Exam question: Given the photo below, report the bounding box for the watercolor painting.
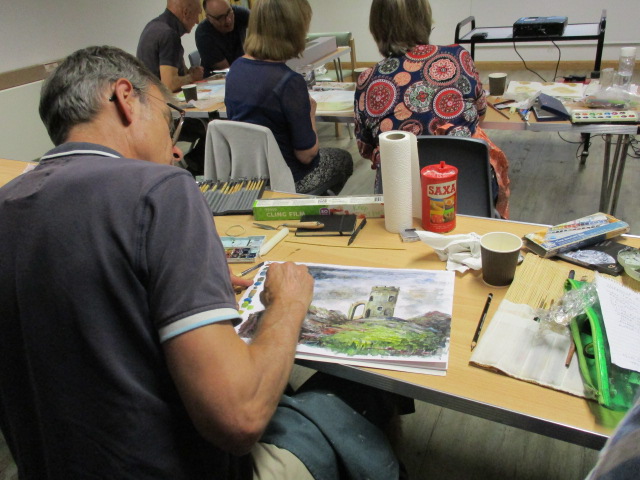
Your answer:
[237,263,455,375]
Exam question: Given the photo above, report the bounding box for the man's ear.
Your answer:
[109,78,137,125]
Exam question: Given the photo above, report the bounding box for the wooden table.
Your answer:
[214,209,640,450]
[0,158,35,187]
[480,99,639,217]
[180,47,354,121]
[5,157,635,450]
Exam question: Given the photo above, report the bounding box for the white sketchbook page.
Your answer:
[595,274,640,373]
[309,90,355,112]
[237,262,455,375]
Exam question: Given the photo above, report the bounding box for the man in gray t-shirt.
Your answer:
[137,0,204,93]
[0,45,315,480]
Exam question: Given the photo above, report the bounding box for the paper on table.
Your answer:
[237,262,455,376]
[175,84,225,103]
[595,274,640,373]
[469,253,597,398]
[470,299,589,398]
[310,89,355,112]
[505,81,585,100]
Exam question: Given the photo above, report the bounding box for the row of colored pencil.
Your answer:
[198,178,266,215]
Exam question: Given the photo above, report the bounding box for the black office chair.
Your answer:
[416,135,497,218]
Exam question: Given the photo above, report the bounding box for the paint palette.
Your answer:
[221,236,265,263]
[238,264,269,316]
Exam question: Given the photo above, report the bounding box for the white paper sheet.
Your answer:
[595,274,640,373]
[309,89,355,112]
[470,299,589,398]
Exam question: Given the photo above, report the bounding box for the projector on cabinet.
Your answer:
[513,16,568,37]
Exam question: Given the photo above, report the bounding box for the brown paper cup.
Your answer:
[480,232,522,287]
[488,73,507,96]
[182,84,198,102]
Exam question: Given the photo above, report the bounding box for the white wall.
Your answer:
[308,0,638,64]
[1,0,637,161]
[0,0,198,161]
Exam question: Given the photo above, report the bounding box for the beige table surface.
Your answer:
[3,158,638,449]
[0,158,35,187]
[214,206,640,450]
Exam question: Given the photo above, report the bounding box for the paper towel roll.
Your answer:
[410,134,422,220]
[379,131,417,233]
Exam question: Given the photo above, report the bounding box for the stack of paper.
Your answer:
[237,263,455,376]
[505,80,586,100]
[310,89,355,113]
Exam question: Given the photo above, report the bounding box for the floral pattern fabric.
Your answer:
[355,44,486,169]
[354,44,511,219]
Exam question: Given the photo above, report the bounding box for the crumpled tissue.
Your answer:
[417,231,482,273]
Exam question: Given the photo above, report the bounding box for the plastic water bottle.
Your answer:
[617,47,636,90]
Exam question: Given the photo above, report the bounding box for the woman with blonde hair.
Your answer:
[355,0,510,218]
[225,0,353,194]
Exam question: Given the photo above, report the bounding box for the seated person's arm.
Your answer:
[196,30,232,77]
[160,65,204,93]
[293,96,319,165]
[211,58,230,71]
[163,262,313,456]
[354,89,377,163]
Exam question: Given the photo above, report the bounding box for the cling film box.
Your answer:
[253,195,385,221]
[523,213,630,258]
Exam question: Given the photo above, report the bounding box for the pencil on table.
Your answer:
[217,181,235,214]
[471,293,493,351]
[211,181,229,213]
[487,101,511,119]
[565,270,576,367]
[565,342,576,367]
[236,179,250,211]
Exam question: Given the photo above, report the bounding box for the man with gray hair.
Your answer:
[0,45,408,480]
[137,0,208,175]
[0,45,319,479]
[137,0,205,92]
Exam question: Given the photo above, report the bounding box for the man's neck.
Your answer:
[66,123,132,160]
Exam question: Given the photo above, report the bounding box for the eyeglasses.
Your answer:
[109,91,186,146]
[206,7,233,22]
[166,103,186,146]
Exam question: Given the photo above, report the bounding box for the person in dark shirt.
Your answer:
[137,0,204,93]
[196,0,250,77]
[225,0,353,194]
[0,44,406,480]
[137,0,207,176]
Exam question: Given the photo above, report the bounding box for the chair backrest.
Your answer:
[188,50,201,68]
[416,135,496,218]
[204,119,296,193]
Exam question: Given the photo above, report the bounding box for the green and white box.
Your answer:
[253,195,385,221]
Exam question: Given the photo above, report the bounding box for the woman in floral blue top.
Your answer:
[355,0,510,218]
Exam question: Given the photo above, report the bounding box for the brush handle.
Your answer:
[282,221,324,229]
